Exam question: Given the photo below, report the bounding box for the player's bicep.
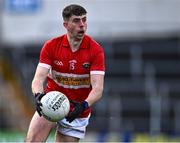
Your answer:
[90,74,104,90]
[32,65,50,93]
[34,66,49,81]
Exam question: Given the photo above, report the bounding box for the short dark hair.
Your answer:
[62,4,87,21]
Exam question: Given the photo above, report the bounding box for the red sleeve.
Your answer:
[90,43,105,73]
[39,40,53,66]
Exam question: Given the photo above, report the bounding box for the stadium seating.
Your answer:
[1,37,180,134]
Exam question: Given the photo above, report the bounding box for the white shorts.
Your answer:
[57,115,90,139]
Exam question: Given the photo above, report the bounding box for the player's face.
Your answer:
[64,15,87,40]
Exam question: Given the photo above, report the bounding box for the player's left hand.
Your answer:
[34,93,46,116]
[66,100,89,123]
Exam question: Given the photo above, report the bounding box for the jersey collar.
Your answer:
[62,34,88,49]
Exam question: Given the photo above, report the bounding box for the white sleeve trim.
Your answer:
[90,71,105,75]
[38,63,51,69]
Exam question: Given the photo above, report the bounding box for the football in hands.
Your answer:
[41,91,70,122]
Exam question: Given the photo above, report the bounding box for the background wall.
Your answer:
[0,0,180,142]
[1,0,180,44]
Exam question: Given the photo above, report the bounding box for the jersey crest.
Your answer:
[69,60,77,70]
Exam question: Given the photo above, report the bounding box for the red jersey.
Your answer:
[38,34,105,117]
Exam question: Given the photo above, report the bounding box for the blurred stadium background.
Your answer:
[0,0,180,142]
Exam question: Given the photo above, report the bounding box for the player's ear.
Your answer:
[63,21,68,28]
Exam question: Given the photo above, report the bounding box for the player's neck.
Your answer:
[67,35,83,52]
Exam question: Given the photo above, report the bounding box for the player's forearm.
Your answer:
[86,74,104,106]
[31,78,45,95]
[85,85,103,107]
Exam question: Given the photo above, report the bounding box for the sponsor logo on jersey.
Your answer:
[56,76,90,87]
[51,70,90,89]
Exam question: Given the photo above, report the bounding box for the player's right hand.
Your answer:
[34,93,45,116]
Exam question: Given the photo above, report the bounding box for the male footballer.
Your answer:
[25,4,105,142]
